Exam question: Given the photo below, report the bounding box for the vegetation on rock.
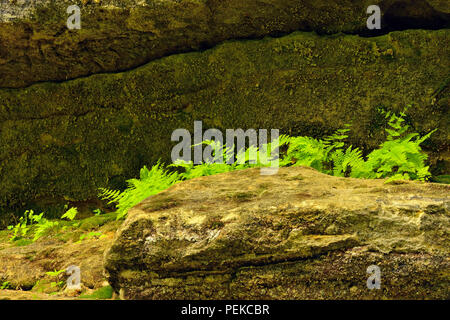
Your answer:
[100,107,437,220]
[1,29,448,214]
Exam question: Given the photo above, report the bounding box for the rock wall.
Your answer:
[0,28,449,212]
[0,0,448,88]
[0,0,449,213]
[104,167,450,299]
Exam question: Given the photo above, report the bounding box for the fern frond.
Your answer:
[99,161,182,220]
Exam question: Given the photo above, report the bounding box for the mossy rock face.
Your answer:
[104,166,450,299]
[0,28,449,212]
[0,0,449,88]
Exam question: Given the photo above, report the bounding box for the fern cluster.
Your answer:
[279,107,434,183]
[99,107,436,220]
[99,163,182,220]
[170,140,278,179]
[100,140,279,219]
[7,208,78,242]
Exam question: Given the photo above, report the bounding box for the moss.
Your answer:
[13,239,34,247]
[78,212,117,231]
[226,191,257,202]
[31,279,60,294]
[3,0,450,88]
[0,0,374,88]
[431,175,450,184]
[0,29,449,213]
[79,285,113,300]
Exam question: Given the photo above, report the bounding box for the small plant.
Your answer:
[45,269,66,291]
[77,231,105,243]
[45,269,66,277]
[32,219,59,242]
[93,209,103,216]
[363,107,435,182]
[61,207,78,221]
[7,210,43,241]
[7,207,80,243]
[1,281,11,290]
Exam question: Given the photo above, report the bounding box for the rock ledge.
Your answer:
[104,167,450,299]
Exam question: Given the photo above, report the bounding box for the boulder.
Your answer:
[0,0,448,88]
[0,28,448,212]
[104,166,450,299]
[0,213,119,299]
[0,229,114,291]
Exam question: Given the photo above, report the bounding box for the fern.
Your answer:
[33,219,59,242]
[98,107,436,220]
[280,136,328,171]
[7,210,61,242]
[331,146,371,178]
[365,107,435,181]
[99,162,182,220]
[170,140,236,180]
[61,207,78,221]
[323,124,351,151]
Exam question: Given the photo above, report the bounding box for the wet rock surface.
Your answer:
[104,167,450,299]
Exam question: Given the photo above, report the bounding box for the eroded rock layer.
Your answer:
[0,0,449,88]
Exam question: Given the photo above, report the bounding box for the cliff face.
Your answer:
[0,0,449,212]
[0,0,449,88]
[0,0,449,302]
[104,167,450,299]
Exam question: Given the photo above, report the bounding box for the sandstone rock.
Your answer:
[0,0,448,88]
[104,166,450,299]
[0,222,117,292]
[0,289,73,300]
[0,29,448,212]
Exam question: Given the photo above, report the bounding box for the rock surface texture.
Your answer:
[1,0,448,88]
[0,29,449,211]
[0,0,449,212]
[0,215,119,292]
[104,167,450,299]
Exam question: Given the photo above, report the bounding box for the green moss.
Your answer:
[1,0,394,88]
[79,285,114,300]
[78,212,117,231]
[431,175,450,184]
[0,29,448,213]
[226,192,257,202]
[13,239,34,247]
